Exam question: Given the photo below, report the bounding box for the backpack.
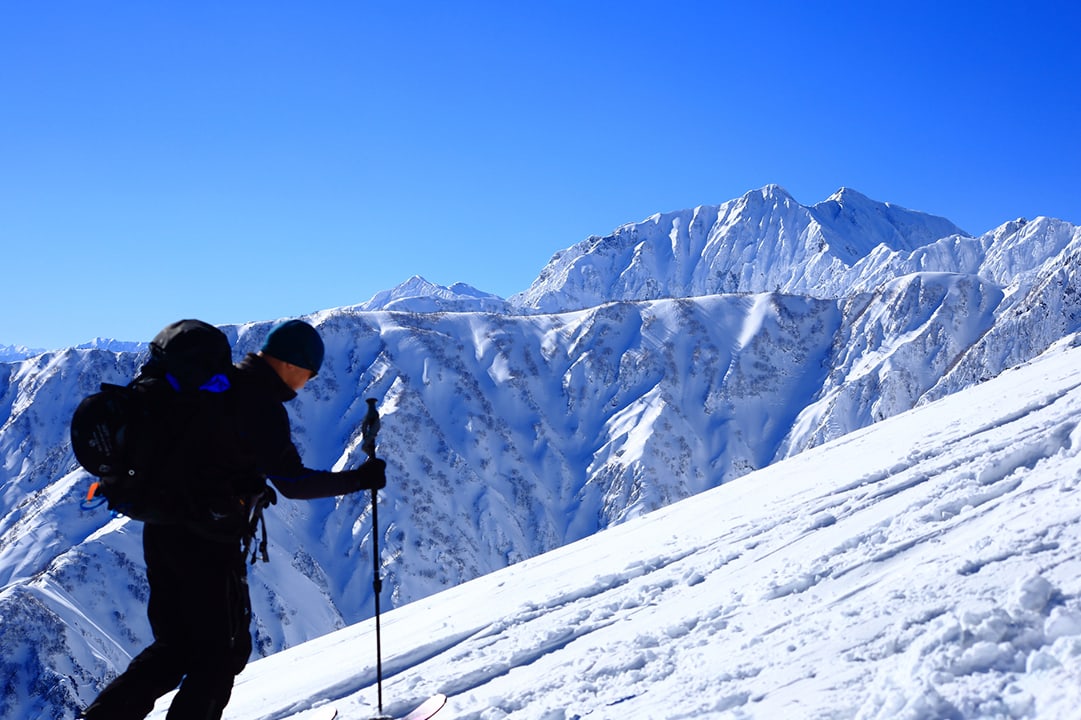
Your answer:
[71,320,274,554]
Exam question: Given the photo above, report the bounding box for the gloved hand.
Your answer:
[350,457,387,491]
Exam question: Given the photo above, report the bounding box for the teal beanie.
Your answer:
[261,320,325,376]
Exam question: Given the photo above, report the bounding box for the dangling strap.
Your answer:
[254,512,269,565]
[244,487,276,564]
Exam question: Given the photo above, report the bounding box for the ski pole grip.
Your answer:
[361,398,380,459]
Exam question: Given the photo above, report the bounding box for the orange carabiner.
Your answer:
[81,480,107,510]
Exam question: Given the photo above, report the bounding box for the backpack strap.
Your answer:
[242,486,278,564]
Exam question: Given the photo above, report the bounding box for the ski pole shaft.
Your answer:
[361,398,386,716]
[372,484,385,715]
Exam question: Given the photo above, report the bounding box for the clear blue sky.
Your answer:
[2,1,1079,349]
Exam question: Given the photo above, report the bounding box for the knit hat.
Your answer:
[261,320,325,376]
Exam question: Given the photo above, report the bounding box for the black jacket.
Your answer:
[231,353,383,499]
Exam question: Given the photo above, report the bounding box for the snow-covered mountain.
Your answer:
[0,338,145,361]
[354,275,511,314]
[72,338,148,354]
[2,186,1080,718]
[0,343,45,362]
[511,186,971,311]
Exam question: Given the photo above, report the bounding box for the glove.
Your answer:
[351,457,387,491]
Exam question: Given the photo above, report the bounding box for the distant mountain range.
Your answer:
[0,337,145,362]
[1,186,1079,718]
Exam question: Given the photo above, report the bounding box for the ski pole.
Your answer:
[360,398,387,718]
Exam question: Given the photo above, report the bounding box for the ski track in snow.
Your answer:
[140,343,1081,720]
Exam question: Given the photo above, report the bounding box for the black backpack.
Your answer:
[71,320,272,548]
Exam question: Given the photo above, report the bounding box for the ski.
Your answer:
[305,707,338,720]
[399,693,447,720]
[367,693,447,720]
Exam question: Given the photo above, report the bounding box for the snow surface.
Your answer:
[144,337,1081,719]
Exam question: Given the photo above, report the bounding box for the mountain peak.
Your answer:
[809,189,970,260]
[826,186,872,204]
[356,276,508,313]
[744,184,796,205]
[760,183,793,197]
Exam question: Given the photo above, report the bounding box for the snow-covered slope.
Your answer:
[162,336,1081,720]
[2,187,1080,718]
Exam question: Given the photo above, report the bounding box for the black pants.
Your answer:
[84,524,253,720]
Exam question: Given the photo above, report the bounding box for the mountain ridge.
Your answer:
[510,185,973,312]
